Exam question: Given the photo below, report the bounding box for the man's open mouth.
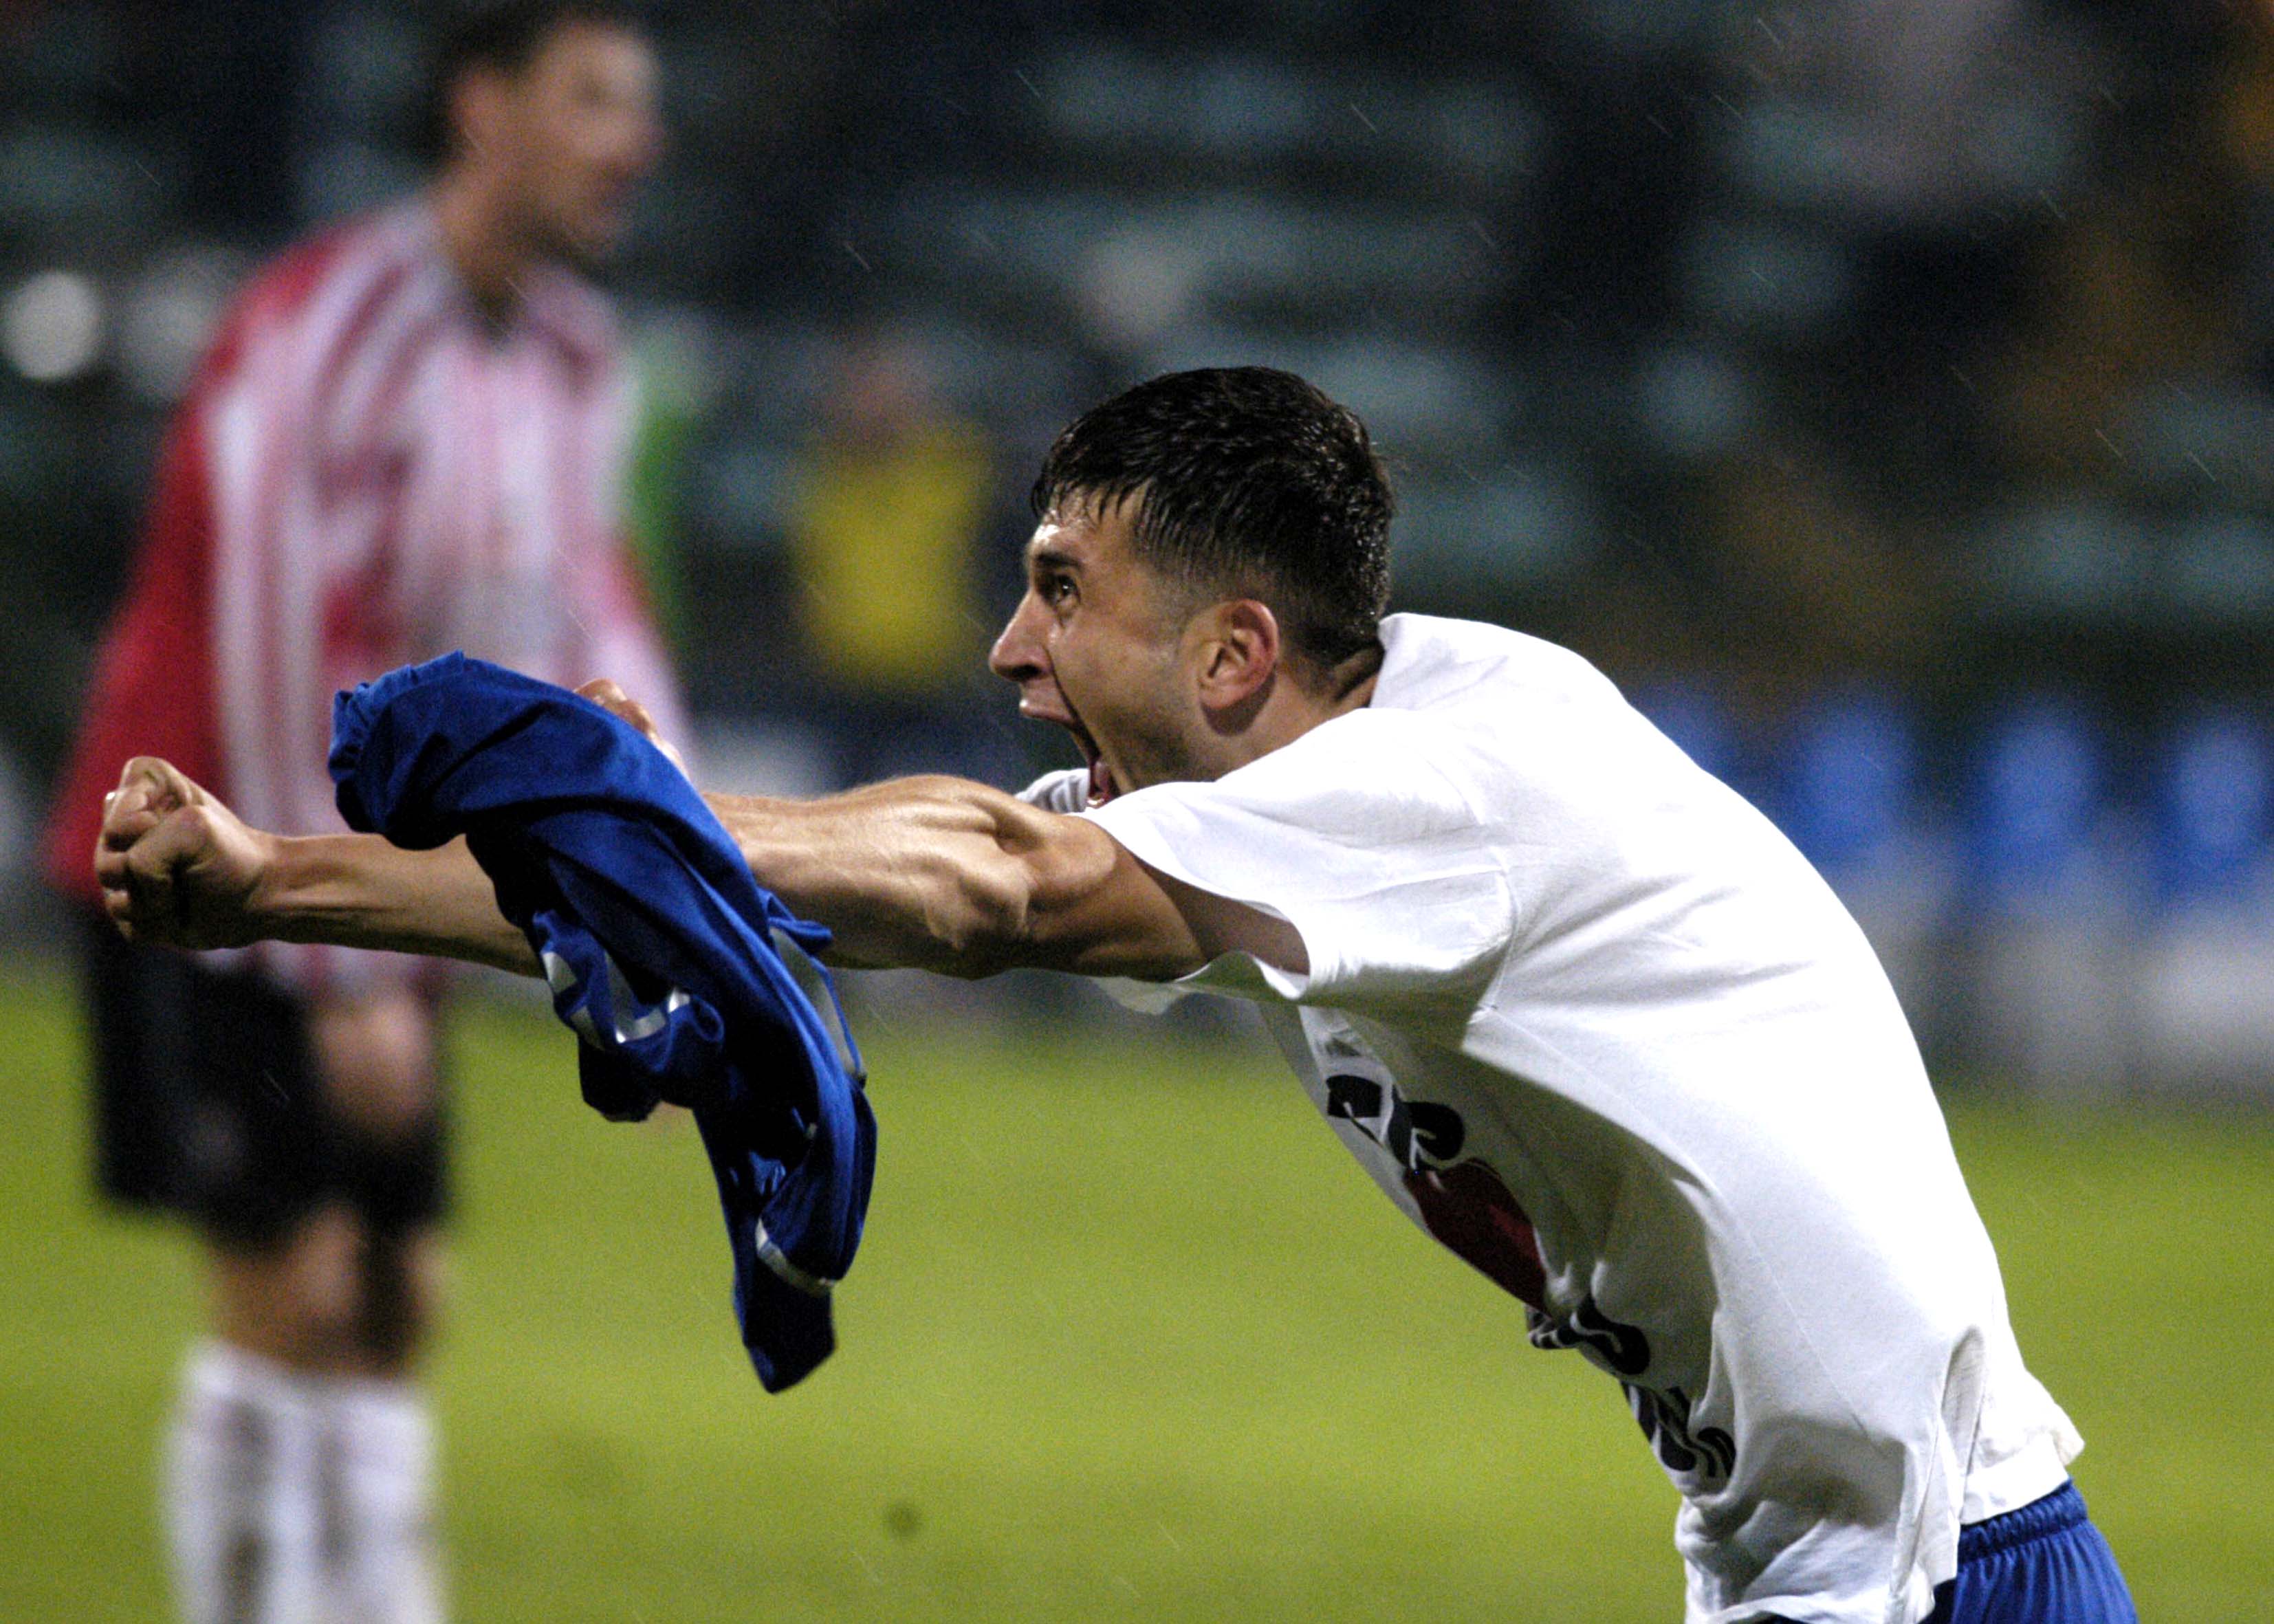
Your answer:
[1017,681,1118,805]
[1084,743,1117,806]
[1071,721,1118,806]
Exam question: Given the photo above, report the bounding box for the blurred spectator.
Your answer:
[787,329,1009,785]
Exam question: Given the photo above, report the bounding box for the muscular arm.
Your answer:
[100,757,1304,984]
[710,776,1302,980]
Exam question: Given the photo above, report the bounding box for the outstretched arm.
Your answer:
[706,776,1301,980]
[97,754,1302,984]
[98,756,539,974]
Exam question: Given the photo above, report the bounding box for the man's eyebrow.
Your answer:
[1029,545,1083,573]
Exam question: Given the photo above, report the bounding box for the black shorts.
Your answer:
[82,914,448,1249]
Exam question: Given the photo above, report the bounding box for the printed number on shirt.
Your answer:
[1309,1022,1738,1487]
[1529,1299,1736,1485]
[1627,1380,1735,1483]
[1321,1071,1552,1312]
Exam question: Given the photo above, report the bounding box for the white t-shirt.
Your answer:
[1027,613,2080,1624]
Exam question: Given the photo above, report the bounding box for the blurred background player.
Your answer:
[37,4,682,1620]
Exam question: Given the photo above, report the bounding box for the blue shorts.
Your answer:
[1925,1481,2137,1624]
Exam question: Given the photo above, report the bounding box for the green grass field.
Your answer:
[3,965,2270,1621]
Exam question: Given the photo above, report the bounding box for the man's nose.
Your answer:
[989,596,1047,683]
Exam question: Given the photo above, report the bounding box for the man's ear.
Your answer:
[1193,598,1282,714]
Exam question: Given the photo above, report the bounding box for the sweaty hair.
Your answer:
[1030,367,1395,673]
[419,1,649,163]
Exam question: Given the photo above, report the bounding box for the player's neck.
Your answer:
[1192,647,1380,781]
[430,172,536,323]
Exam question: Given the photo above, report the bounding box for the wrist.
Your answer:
[708,792,793,882]
[246,831,313,944]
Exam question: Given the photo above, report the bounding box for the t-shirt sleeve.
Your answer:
[1081,709,1515,1009]
[1016,767,1091,812]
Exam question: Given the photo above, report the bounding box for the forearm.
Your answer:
[706,776,1172,978]
[706,780,1034,975]
[261,784,1070,980]
[257,833,538,976]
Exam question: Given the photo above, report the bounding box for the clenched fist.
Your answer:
[95,756,278,950]
[577,677,687,778]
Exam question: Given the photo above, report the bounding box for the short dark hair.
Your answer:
[1030,367,1395,671]
[419,1,650,163]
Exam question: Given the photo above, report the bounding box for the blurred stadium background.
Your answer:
[2,0,2272,1618]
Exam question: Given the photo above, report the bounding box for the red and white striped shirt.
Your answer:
[47,201,684,993]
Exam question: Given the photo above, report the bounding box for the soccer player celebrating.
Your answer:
[45,6,681,1620]
[94,369,2135,1623]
